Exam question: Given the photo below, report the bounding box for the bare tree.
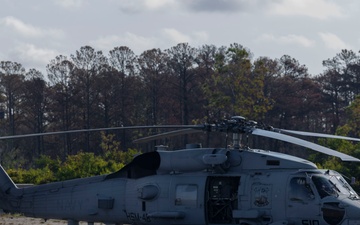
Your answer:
[70,46,108,152]
[47,55,75,156]
[22,69,47,157]
[108,46,139,150]
[166,43,199,125]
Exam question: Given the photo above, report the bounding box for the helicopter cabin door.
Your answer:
[205,176,240,224]
[287,176,321,224]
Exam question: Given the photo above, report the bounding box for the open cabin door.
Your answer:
[205,176,240,224]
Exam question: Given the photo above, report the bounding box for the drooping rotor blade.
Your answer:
[0,125,203,141]
[279,129,360,142]
[133,128,203,143]
[252,128,360,162]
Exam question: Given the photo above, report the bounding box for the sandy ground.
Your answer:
[0,214,106,225]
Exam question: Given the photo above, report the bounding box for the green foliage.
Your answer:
[0,147,29,169]
[99,131,120,154]
[100,131,141,164]
[7,167,55,184]
[7,151,134,184]
[202,44,272,120]
[311,98,360,191]
[6,131,140,184]
[34,155,61,172]
[346,96,360,137]
[104,148,140,165]
[56,152,108,180]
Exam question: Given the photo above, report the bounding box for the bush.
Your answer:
[6,146,139,185]
[7,167,55,184]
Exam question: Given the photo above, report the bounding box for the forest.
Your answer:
[2,42,360,185]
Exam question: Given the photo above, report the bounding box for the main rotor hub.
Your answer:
[209,116,258,135]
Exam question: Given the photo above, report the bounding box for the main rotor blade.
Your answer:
[252,128,360,162]
[0,125,203,140]
[133,129,203,143]
[280,129,360,142]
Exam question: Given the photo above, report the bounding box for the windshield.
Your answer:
[329,174,359,199]
[311,170,359,199]
[312,175,338,198]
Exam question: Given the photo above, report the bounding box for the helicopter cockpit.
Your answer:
[311,170,359,200]
[289,170,359,201]
[287,170,360,225]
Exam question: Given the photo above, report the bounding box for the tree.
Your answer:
[70,46,108,152]
[257,55,325,157]
[254,56,279,120]
[319,50,360,132]
[108,46,138,126]
[47,55,76,157]
[323,49,359,104]
[312,97,360,189]
[108,46,140,150]
[166,43,199,125]
[0,61,26,163]
[265,55,321,129]
[138,48,171,125]
[21,69,47,158]
[203,44,271,120]
[0,61,26,136]
[195,44,218,120]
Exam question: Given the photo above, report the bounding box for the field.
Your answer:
[0,214,105,225]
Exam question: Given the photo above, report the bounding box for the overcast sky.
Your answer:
[1,0,359,76]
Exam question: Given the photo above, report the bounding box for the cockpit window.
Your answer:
[312,175,338,199]
[329,174,360,199]
[311,171,360,200]
[289,177,315,201]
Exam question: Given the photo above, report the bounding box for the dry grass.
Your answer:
[0,214,105,225]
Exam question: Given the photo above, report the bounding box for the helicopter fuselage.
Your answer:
[1,148,360,225]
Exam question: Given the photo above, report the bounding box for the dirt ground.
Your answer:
[0,214,106,225]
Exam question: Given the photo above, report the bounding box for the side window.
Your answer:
[289,177,315,201]
[312,175,338,199]
[175,184,198,207]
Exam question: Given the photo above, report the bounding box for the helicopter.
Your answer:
[0,116,360,225]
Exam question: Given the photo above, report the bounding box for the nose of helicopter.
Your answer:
[336,200,360,225]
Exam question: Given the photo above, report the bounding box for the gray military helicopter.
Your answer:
[0,116,360,225]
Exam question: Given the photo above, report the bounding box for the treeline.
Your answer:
[1,43,360,170]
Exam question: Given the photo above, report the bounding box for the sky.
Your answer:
[0,0,359,76]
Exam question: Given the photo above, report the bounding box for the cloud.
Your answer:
[118,0,179,13]
[268,0,345,20]
[162,28,192,43]
[52,0,84,8]
[162,28,209,46]
[14,43,59,66]
[116,0,343,16]
[143,0,177,10]
[117,0,263,13]
[90,29,210,54]
[184,0,249,12]
[257,33,315,48]
[318,32,350,50]
[90,32,157,54]
[0,16,65,39]
[193,31,209,42]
